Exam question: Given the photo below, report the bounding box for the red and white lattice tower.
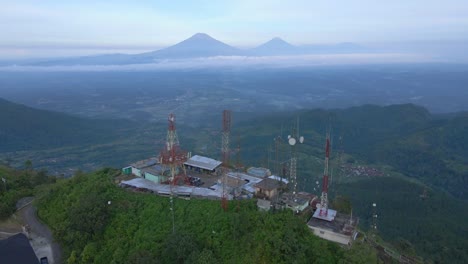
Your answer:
[222,110,231,167]
[319,133,331,216]
[159,113,189,185]
[221,110,231,211]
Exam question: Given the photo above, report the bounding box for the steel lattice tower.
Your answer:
[222,110,231,167]
[159,113,188,185]
[287,118,303,201]
[319,133,331,216]
[221,110,231,211]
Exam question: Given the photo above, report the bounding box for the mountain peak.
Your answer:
[143,32,239,58]
[258,37,295,49]
[270,37,288,43]
[189,33,214,40]
[251,37,297,55]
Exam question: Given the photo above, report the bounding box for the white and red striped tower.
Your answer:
[159,113,189,185]
[319,133,331,216]
[221,110,231,211]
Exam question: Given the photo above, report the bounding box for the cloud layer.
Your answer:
[0,53,435,72]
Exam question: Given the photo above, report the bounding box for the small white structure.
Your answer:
[307,212,359,245]
[129,157,158,177]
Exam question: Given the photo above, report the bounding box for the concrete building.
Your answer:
[184,155,222,174]
[257,199,272,211]
[307,212,359,245]
[254,178,281,200]
[126,157,158,177]
[281,192,313,213]
[141,164,170,183]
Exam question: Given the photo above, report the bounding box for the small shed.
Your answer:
[254,178,281,200]
[257,199,272,211]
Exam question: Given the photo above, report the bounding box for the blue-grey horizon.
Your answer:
[1,0,467,59]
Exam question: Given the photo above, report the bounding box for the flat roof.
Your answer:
[131,157,158,169]
[308,211,359,236]
[0,233,39,264]
[141,164,168,176]
[184,155,222,171]
[268,175,289,184]
[313,208,337,221]
[227,172,262,183]
[121,177,230,199]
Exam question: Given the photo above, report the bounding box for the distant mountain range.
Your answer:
[27,33,371,66]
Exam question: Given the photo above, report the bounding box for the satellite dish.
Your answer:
[316,181,319,185]
[299,136,304,143]
[288,137,296,146]
[373,203,377,207]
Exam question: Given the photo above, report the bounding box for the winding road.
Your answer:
[19,204,63,264]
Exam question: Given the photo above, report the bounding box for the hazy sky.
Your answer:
[1,0,468,59]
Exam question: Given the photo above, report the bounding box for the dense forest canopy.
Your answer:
[36,169,380,263]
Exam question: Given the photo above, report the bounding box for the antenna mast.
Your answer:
[222,110,231,167]
[159,113,188,185]
[221,110,231,211]
[319,132,331,216]
[288,117,304,201]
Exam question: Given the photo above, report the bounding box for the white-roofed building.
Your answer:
[184,155,222,174]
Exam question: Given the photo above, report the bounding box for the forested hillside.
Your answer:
[234,104,468,263]
[0,164,55,218]
[238,104,468,200]
[36,169,379,263]
[0,98,139,152]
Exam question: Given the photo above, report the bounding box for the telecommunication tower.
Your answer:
[222,110,231,166]
[319,132,331,217]
[159,113,189,185]
[372,203,378,231]
[288,118,304,201]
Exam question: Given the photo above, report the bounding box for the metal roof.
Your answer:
[131,157,158,169]
[0,233,39,264]
[268,175,289,184]
[141,164,168,176]
[254,178,281,191]
[120,178,229,199]
[227,172,262,183]
[184,155,222,171]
